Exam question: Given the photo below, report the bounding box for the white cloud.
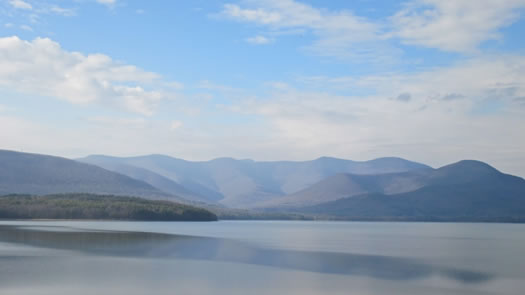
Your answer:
[170,120,183,130]
[9,0,32,10]
[222,0,384,61]
[222,0,525,55]
[298,55,525,105]
[96,0,116,7]
[19,24,32,31]
[245,35,272,45]
[390,0,525,52]
[4,1,77,22]
[4,23,14,28]
[223,3,283,24]
[362,55,525,102]
[165,81,184,90]
[225,55,525,176]
[0,36,181,115]
[49,5,76,17]
[3,52,525,177]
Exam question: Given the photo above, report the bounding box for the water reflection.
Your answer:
[0,225,491,283]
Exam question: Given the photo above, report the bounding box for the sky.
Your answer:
[0,0,525,177]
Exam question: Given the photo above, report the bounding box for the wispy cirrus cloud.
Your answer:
[221,0,389,61]
[221,0,525,58]
[19,24,32,31]
[390,0,525,52]
[300,55,525,104]
[96,0,116,6]
[48,5,76,16]
[0,36,182,115]
[1,1,77,32]
[245,35,272,45]
[9,0,32,10]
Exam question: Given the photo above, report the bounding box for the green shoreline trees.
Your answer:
[0,194,217,221]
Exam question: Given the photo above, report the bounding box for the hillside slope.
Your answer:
[0,194,217,221]
[262,160,516,208]
[293,161,525,221]
[0,150,180,200]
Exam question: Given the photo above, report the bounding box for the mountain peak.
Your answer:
[428,160,503,185]
[439,160,500,174]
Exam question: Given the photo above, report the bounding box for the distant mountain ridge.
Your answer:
[2,149,525,221]
[258,160,521,209]
[0,150,182,201]
[282,160,525,221]
[78,154,431,207]
[71,158,208,202]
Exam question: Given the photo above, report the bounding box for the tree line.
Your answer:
[0,193,217,221]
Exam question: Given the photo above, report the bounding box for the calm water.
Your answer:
[0,221,524,295]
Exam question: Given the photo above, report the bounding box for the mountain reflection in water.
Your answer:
[0,225,492,283]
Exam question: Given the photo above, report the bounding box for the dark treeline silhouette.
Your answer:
[0,194,217,221]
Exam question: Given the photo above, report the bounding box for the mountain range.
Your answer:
[282,160,525,221]
[78,154,431,207]
[1,149,524,221]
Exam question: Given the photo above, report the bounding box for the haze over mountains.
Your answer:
[282,161,525,221]
[0,150,177,200]
[259,160,518,208]
[1,149,525,221]
[78,154,431,207]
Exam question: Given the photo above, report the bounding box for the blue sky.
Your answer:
[1,0,525,177]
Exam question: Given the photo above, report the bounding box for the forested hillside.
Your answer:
[0,194,217,221]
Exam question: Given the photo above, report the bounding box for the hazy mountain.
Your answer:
[0,150,180,200]
[78,154,431,207]
[258,169,431,208]
[3,149,524,221]
[71,157,208,202]
[290,160,525,221]
[261,160,517,208]
[258,173,371,208]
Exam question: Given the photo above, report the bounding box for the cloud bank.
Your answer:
[0,36,179,115]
